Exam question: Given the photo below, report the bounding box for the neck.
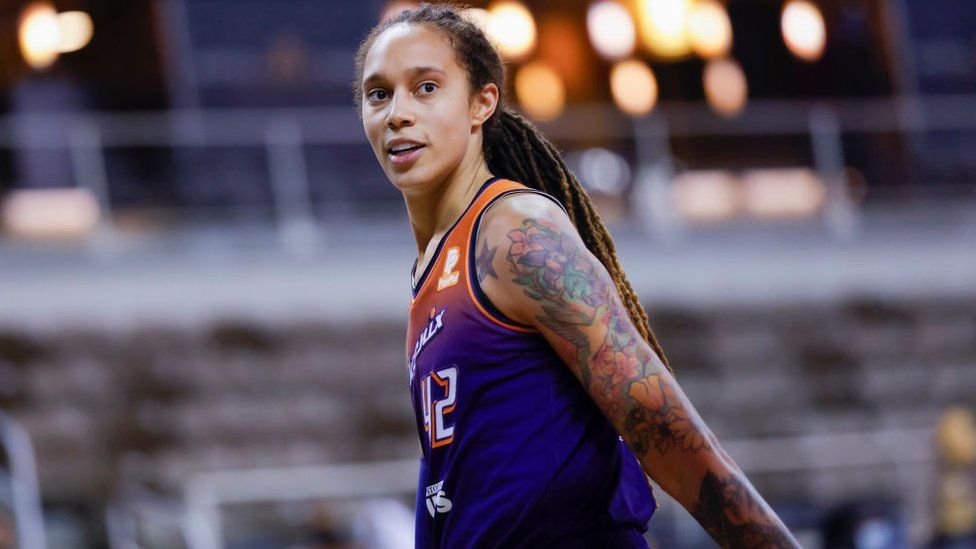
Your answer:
[404,152,494,257]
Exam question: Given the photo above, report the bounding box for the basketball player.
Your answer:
[355,4,799,547]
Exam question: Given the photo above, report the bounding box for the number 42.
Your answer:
[422,366,457,448]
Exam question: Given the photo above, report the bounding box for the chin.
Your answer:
[387,170,427,194]
[387,165,441,196]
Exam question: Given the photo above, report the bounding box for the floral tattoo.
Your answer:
[493,216,799,549]
[503,217,702,449]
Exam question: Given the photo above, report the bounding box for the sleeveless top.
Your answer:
[406,176,656,548]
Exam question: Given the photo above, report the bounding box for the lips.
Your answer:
[387,143,423,154]
[390,144,424,155]
[387,138,425,153]
[386,139,426,168]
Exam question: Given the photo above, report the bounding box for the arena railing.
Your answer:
[0,410,47,549]
[0,95,974,255]
[102,426,936,548]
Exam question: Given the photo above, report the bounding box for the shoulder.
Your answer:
[474,189,583,288]
[472,189,589,327]
[477,189,574,242]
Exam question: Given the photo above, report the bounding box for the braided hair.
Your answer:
[354,3,672,373]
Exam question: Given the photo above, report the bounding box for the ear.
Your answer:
[470,82,499,131]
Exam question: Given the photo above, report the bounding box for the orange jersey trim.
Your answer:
[464,267,538,333]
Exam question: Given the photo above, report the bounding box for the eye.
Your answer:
[417,81,438,95]
[366,88,389,102]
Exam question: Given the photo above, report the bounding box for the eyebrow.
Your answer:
[362,66,447,88]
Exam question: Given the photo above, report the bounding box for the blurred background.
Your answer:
[0,0,974,547]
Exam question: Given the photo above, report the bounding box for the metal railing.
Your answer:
[99,426,936,548]
[0,410,46,549]
[1,95,975,254]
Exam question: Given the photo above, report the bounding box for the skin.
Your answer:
[476,197,800,547]
[360,22,800,548]
[360,23,499,278]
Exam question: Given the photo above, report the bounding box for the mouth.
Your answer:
[387,143,426,168]
[388,143,425,156]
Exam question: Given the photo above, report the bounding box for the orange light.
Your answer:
[781,0,826,61]
[610,59,658,116]
[703,58,748,117]
[487,1,537,60]
[635,0,693,60]
[587,1,636,60]
[688,0,732,58]
[19,3,60,70]
[56,11,94,53]
[515,62,565,121]
[462,8,491,32]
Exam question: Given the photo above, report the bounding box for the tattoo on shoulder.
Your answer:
[505,216,797,548]
[505,217,611,386]
[504,217,701,449]
[475,238,498,283]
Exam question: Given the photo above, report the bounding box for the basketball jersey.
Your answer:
[406,176,657,548]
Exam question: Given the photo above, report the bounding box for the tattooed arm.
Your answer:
[475,193,799,549]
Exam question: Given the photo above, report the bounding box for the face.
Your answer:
[360,23,496,195]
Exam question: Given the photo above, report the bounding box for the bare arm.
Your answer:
[476,194,799,548]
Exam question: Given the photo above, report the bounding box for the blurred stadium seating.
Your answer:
[0,0,974,547]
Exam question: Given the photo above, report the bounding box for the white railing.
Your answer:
[100,427,937,548]
[0,410,47,549]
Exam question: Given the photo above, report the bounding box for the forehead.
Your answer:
[362,23,461,81]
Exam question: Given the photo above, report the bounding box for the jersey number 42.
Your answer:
[422,366,457,449]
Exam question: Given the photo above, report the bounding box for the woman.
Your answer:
[354,4,799,547]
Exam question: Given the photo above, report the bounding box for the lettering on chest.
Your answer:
[409,306,447,382]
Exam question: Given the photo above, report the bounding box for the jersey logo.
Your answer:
[436,246,460,291]
[425,480,453,517]
[422,365,457,448]
[409,306,446,383]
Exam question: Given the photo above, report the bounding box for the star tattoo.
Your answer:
[475,239,498,283]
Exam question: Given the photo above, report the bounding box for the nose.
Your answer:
[385,93,415,130]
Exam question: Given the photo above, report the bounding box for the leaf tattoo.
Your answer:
[504,216,799,548]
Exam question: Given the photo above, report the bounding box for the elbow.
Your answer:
[632,424,741,510]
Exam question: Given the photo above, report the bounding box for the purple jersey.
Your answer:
[406,177,656,548]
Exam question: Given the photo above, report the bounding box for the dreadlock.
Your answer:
[354,3,672,373]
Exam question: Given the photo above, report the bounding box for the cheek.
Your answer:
[363,113,385,154]
[431,102,472,155]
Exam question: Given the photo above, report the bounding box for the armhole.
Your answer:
[466,189,569,334]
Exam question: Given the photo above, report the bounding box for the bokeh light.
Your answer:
[56,11,94,53]
[586,1,636,60]
[610,59,658,116]
[1,188,100,240]
[515,62,565,121]
[635,0,693,60]
[781,0,826,62]
[688,0,732,59]
[462,7,491,32]
[672,170,739,222]
[741,168,825,218]
[575,148,632,195]
[703,58,748,117]
[487,1,537,60]
[19,3,60,70]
